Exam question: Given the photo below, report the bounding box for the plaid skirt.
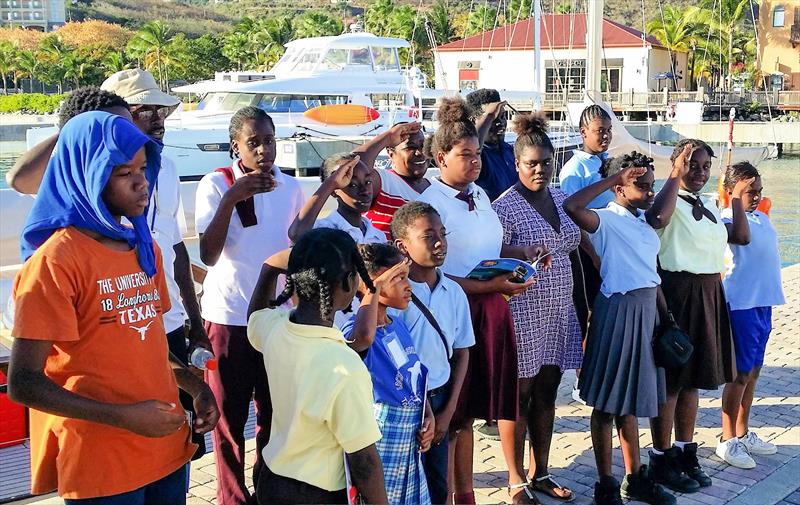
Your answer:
[374,402,430,505]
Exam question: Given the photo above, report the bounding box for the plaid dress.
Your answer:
[373,402,430,505]
[493,187,583,378]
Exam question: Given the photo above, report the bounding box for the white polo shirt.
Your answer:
[418,178,503,277]
[195,164,305,326]
[146,156,186,334]
[389,270,475,389]
[313,209,386,244]
[722,209,785,311]
[589,201,661,297]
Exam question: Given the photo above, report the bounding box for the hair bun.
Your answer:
[436,96,474,125]
[512,112,548,137]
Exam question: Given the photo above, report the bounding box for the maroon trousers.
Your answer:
[205,322,272,505]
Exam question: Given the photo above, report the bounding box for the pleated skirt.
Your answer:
[659,270,736,390]
[578,287,666,417]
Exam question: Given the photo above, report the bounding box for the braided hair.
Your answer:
[358,243,404,276]
[269,228,374,321]
[600,151,654,178]
[578,104,612,129]
[58,86,129,128]
[669,138,715,163]
[430,96,478,164]
[723,161,760,192]
[511,112,553,159]
[228,106,276,158]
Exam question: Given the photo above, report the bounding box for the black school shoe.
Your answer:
[648,448,701,493]
[621,465,677,505]
[594,475,623,505]
[678,442,713,487]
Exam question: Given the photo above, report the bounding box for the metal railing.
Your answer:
[539,90,800,110]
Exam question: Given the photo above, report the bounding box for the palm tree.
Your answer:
[507,0,533,22]
[127,21,173,90]
[647,5,705,90]
[0,41,14,94]
[429,0,455,44]
[555,2,574,14]
[38,35,70,93]
[292,11,343,39]
[222,31,250,71]
[102,51,131,75]
[701,0,751,90]
[15,50,38,93]
[466,5,498,36]
[63,51,90,88]
[365,0,394,36]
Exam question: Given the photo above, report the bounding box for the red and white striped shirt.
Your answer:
[364,169,424,239]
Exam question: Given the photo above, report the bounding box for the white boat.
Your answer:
[163,31,426,174]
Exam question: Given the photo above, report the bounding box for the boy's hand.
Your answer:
[191,384,220,434]
[417,407,436,452]
[731,177,756,199]
[327,155,361,190]
[227,171,275,203]
[119,400,187,437]
[433,410,453,444]
[489,273,535,297]
[386,122,422,147]
[482,101,507,120]
[523,244,552,269]
[372,259,410,296]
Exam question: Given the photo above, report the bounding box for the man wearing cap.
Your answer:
[100,69,212,460]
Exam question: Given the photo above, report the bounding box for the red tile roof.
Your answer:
[437,13,665,52]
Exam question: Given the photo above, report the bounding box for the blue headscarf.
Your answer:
[20,111,162,277]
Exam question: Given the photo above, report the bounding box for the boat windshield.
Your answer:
[196,92,348,114]
[271,45,401,73]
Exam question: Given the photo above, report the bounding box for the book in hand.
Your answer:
[467,258,538,283]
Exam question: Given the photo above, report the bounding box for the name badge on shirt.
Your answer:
[383,332,409,369]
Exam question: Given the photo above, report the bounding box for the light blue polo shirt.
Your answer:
[559,150,614,209]
[389,270,475,389]
[589,202,661,297]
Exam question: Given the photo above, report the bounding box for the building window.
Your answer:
[773,5,785,27]
[546,64,586,94]
[33,10,41,19]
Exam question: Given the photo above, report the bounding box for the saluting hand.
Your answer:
[670,144,694,178]
[731,177,757,200]
[483,101,507,120]
[617,166,649,187]
[386,122,423,147]
[327,155,361,191]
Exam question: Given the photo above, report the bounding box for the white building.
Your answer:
[434,14,689,96]
[0,0,65,31]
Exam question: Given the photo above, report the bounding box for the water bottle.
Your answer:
[189,347,218,371]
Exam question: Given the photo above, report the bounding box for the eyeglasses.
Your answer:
[131,105,175,122]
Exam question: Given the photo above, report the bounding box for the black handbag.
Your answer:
[653,311,694,368]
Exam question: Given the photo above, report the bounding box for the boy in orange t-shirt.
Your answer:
[8,111,219,503]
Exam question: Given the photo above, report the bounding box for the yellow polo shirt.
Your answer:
[656,191,728,274]
[247,308,381,491]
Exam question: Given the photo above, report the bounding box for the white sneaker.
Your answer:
[741,431,777,455]
[572,379,586,405]
[716,437,756,469]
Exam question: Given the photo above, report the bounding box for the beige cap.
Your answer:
[101,69,180,107]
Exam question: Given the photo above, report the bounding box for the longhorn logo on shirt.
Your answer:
[129,321,154,341]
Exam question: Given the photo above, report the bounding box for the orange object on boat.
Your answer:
[303,104,380,125]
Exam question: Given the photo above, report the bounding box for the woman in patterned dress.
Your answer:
[492,114,582,504]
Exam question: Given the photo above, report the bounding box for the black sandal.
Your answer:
[508,483,541,504]
[530,474,575,502]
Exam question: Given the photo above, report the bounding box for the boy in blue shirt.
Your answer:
[390,201,474,505]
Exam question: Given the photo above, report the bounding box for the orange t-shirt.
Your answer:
[12,227,195,499]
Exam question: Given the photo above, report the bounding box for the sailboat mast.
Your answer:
[585,0,604,94]
[534,0,542,92]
